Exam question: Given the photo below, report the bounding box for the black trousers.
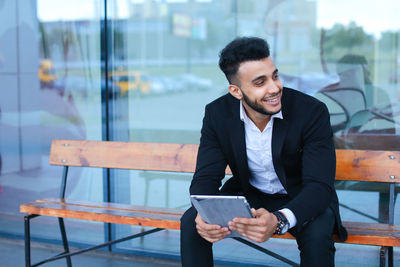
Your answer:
[180,186,336,267]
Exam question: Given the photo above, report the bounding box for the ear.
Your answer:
[228,84,242,100]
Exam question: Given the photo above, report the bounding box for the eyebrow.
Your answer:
[251,69,279,83]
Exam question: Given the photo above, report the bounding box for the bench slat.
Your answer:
[335,149,400,183]
[20,199,182,230]
[36,198,185,216]
[49,140,400,183]
[20,199,400,247]
[49,140,200,173]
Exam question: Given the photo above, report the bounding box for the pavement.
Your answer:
[0,237,181,267]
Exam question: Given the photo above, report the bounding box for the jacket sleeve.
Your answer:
[284,102,336,230]
[189,105,228,195]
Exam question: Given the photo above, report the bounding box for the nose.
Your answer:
[266,79,281,95]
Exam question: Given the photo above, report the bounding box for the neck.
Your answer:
[242,104,271,132]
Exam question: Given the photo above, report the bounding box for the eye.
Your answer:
[254,79,265,86]
[273,73,279,80]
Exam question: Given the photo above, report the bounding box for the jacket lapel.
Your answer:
[272,89,290,189]
[271,118,289,189]
[228,98,251,189]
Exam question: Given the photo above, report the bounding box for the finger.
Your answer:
[229,226,265,243]
[197,224,221,232]
[195,214,210,226]
[197,225,229,236]
[229,219,273,235]
[237,228,264,239]
[253,208,270,218]
[195,214,223,231]
[197,228,230,239]
[241,232,270,243]
[230,224,265,237]
[232,217,260,225]
[237,226,275,242]
[251,208,257,217]
[202,223,223,230]
[231,222,264,232]
[197,228,231,242]
[197,222,225,232]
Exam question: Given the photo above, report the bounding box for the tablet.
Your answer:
[190,195,253,231]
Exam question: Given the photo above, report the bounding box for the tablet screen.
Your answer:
[190,195,253,230]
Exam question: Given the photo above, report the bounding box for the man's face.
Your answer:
[235,57,283,116]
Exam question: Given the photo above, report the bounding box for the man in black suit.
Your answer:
[180,37,347,267]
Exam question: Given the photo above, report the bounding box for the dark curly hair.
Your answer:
[218,37,270,85]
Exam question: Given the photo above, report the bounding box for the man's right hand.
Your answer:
[195,213,231,243]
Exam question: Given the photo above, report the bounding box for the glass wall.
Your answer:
[0,0,104,245]
[0,0,399,265]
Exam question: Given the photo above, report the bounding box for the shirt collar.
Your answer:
[240,100,283,124]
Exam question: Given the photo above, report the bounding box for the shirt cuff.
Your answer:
[279,208,297,229]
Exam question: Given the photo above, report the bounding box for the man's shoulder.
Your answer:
[283,87,326,110]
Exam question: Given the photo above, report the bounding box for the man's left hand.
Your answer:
[228,208,278,243]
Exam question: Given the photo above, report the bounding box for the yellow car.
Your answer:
[38,59,58,88]
[110,71,151,96]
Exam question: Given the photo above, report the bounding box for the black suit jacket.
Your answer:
[190,88,347,241]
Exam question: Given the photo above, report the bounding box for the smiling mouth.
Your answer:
[262,93,281,103]
[264,97,279,103]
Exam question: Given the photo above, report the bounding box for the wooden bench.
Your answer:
[20,139,400,267]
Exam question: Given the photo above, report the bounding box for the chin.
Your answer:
[265,105,281,115]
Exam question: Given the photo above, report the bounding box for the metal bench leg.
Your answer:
[24,215,32,267]
[380,246,387,267]
[388,247,393,267]
[24,214,39,267]
[58,218,72,267]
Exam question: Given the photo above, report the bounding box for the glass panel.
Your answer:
[310,1,400,227]
[108,0,233,257]
[0,0,104,245]
[108,0,399,263]
[315,2,399,151]
[107,0,229,145]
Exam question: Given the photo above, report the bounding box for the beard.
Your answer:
[241,89,281,116]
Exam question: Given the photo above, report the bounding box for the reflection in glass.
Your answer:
[315,25,400,151]
[0,0,103,244]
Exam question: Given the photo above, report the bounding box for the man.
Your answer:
[180,37,347,266]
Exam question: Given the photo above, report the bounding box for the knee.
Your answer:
[303,221,333,244]
[181,206,207,248]
[299,229,334,252]
[180,206,197,233]
[296,208,336,256]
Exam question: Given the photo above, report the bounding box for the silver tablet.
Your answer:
[190,195,253,230]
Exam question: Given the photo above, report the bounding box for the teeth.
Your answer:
[264,97,278,103]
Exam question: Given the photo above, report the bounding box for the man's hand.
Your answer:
[228,208,278,243]
[195,213,231,243]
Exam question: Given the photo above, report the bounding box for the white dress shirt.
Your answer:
[240,101,297,229]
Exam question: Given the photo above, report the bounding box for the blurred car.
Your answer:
[148,76,168,95]
[38,59,66,95]
[176,73,212,91]
[38,59,58,88]
[109,70,151,96]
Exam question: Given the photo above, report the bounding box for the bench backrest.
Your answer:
[50,139,400,183]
